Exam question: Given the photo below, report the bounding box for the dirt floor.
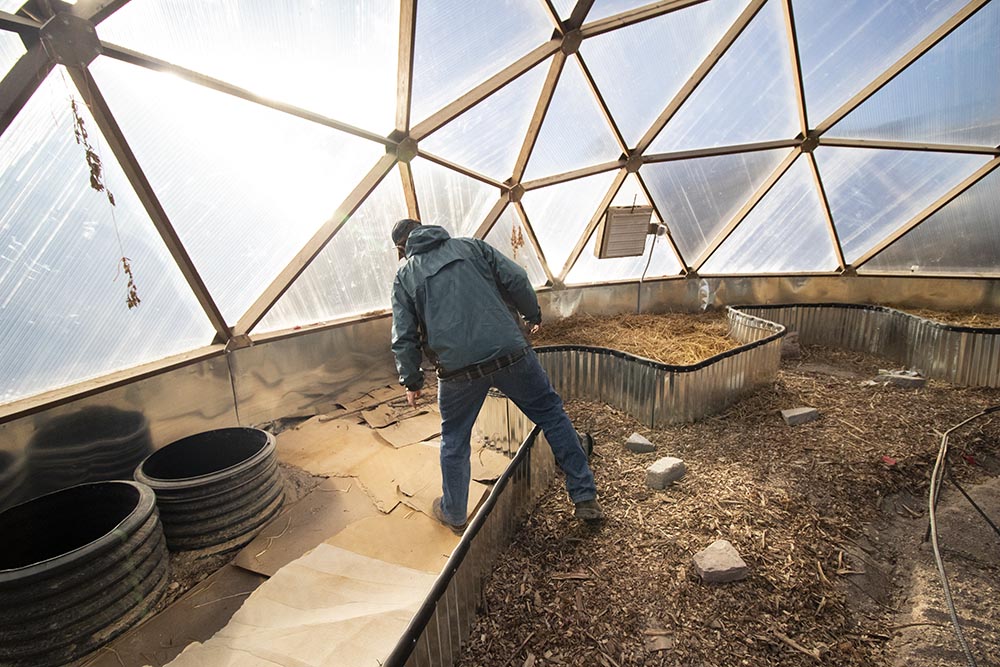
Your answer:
[457,346,1000,667]
[899,308,1000,329]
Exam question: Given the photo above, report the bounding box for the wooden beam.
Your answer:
[0,42,52,139]
[514,201,557,285]
[539,0,562,30]
[410,39,560,141]
[395,0,417,134]
[73,0,131,24]
[575,53,628,153]
[473,195,509,240]
[580,0,709,38]
[557,168,628,281]
[814,0,991,135]
[522,158,623,190]
[234,153,399,336]
[415,150,505,188]
[567,0,596,29]
[67,66,233,343]
[805,152,845,271]
[693,148,801,271]
[634,170,689,271]
[398,161,420,220]
[101,44,394,148]
[643,138,800,164]
[0,9,41,33]
[818,137,998,156]
[512,52,566,183]
[856,269,1000,280]
[781,0,808,136]
[636,0,766,153]
[852,157,1000,269]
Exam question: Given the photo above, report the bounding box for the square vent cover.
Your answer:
[594,206,654,259]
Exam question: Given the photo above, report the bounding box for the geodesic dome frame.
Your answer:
[1,0,998,408]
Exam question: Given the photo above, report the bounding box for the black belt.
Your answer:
[437,347,529,382]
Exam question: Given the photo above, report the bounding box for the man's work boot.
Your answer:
[574,498,604,522]
[432,497,467,535]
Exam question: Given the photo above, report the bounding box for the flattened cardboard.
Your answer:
[326,507,459,573]
[375,411,442,448]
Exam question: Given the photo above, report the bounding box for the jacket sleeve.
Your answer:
[390,276,425,390]
[476,240,542,325]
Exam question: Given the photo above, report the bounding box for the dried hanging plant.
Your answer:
[70,94,140,309]
[511,224,525,259]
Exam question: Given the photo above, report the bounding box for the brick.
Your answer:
[781,407,819,426]
[692,540,749,583]
[646,457,685,489]
[625,432,656,454]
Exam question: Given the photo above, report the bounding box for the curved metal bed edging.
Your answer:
[733,304,1000,388]
[534,307,786,426]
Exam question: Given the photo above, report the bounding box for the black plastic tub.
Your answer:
[0,480,168,667]
[135,427,285,554]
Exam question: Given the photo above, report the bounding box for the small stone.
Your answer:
[780,331,802,360]
[781,407,819,426]
[168,582,180,591]
[692,540,749,583]
[625,432,656,453]
[646,457,685,489]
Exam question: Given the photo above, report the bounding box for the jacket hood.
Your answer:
[405,225,451,256]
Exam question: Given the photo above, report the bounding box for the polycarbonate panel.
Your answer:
[581,0,748,147]
[701,158,837,274]
[1,29,25,82]
[550,0,575,21]
[0,1,23,12]
[829,0,1000,147]
[91,56,386,324]
[410,0,554,126]
[0,69,213,404]
[643,149,790,263]
[521,170,619,276]
[97,1,399,135]
[815,146,990,265]
[649,0,798,152]
[421,62,548,181]
[410,158,500,238]
[864,168,1000,274]
[522,55,622,182]
[484,206,547,287]
[254,171,409,333]
[795,0,968,126]
[566,228,681,284]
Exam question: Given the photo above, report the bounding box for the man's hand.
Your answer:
[406,389,422,407]
[529,323,540,335]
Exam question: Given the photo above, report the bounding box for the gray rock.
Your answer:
[625,432,656,453]
[780,331,802,360]
[646,457,685,489]
[875,373,926,388]
[692,540,749,583]
[781,407,819,426]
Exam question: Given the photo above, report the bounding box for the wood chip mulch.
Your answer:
[899,308,1000,329]
[457,346,1000,667]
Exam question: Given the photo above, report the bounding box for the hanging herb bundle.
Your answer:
[510,224,525,259]
[70,95,140,309]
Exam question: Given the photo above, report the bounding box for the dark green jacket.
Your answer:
[391,226,541,390]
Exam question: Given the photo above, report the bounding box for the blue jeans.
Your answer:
[436,349,597,525]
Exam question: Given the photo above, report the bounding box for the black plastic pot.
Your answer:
[135,427,285,554]
[0,449,27,511]
[0,481,168,667]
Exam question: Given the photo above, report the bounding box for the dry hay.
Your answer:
[533,312,738,366]
[899,308,1000,329]
[457,346,1000,667]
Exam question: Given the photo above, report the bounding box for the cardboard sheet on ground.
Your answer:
[233,477,379,577]
[361,403,399,428]
[471,444,511,482]
[165,544,437,667]
[375,411,442,448]
[276,416,385,477]
[326,506,459,573]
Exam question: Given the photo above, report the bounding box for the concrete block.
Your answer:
[781,407,819,426]
[625,432,656,454]
[692,540,749,583]
[646,457,685,489]
[875,373,926,388]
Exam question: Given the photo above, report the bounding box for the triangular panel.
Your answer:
[642,149,791,263]
[581,0,749,147]
[815,146,990,265]
[588,1,658,23]
[863,167,1000,275]
[649,0,798,152]
[550,0,575,21]
[521,170,619,275]
[90,56,386,324]
[522,56,623,182]
[97,0,400,135]
[701,158,837,274]
[410,158,500,238]
[411,0,553,126]
[1,30,25,83]
[485,206,548,287]
[795,0,968,126]
[0,68,214,403]
[255,171,410,333]
[829,1,1000,147]
[0,1,24,12]
[421,62,549,182]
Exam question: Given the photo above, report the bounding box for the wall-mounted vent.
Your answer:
[594,206,655,259]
